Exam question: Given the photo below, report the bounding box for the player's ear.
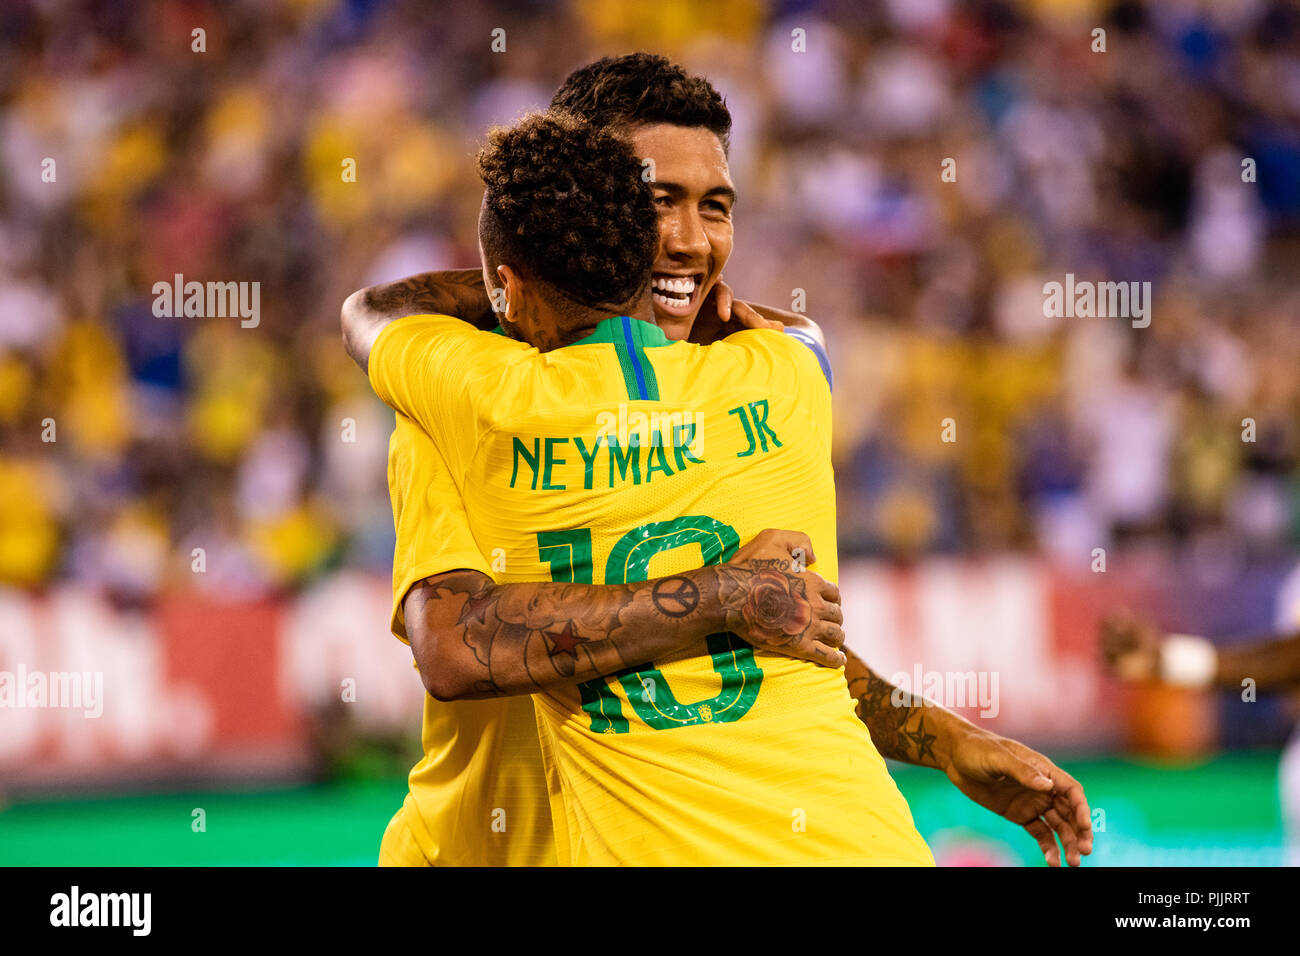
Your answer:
[497,264,522,323]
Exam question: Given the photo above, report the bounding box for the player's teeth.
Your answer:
[653,276,696,295]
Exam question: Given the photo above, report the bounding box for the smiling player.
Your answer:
[346,54,1091,867]
[361,109,932,864]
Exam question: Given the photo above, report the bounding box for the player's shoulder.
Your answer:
[371,313,535,388]
[715,326,833,391]
[379,313,528,349]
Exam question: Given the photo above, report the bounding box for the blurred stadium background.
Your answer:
[2,0,1299,865]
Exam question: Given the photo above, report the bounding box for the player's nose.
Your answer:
[663,210,711,262]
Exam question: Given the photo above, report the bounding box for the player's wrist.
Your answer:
[686,566,733,636]
[927,706,976,771]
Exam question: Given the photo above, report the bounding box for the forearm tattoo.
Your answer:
[362,269,496,329]
[846,662,942,768]
[406,571,646,696]
[407,562,831,697]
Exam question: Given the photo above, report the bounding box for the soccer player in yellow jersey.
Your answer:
[360,117,849,863]
[378,411,846,865]
[346,55,1092,866]
[362,110,930,864]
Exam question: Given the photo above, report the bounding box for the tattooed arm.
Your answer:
[341,269,495,372]
[845,651,1094,866]
[845,652,955,769]
[406,531,844,701]
[714,533,1091,865]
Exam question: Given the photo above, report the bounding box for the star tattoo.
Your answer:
[458,588,497,627]
[905,716,938,764]
[545,621,589,658]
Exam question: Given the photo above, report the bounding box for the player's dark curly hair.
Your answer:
[550,53,732,151]
[477,110,658,314]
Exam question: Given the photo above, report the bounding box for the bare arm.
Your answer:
[1102,613,1300,689]
[1215,632,1300,688]
[341,269,495,372]
[407,530,845,701]
[845,650,959,768]
[845,648,1093,865]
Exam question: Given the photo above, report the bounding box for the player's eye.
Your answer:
[654,195,673,208]
[701,200,731,218]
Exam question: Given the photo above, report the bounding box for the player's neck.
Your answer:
[624,293,654,325]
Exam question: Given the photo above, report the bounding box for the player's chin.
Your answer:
[651,300,699,341]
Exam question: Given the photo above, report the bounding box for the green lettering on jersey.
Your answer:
[618,633,763,729]
[574,435,601,490]
[673,423,705,471]
[604,516,739,583]
[537,528,592,583]
[561,515,761,734]
[542,437,569,490]
[644,436,674,482]
[510,437,540,490]
[607,438,641,486]
[579,676,631,734]
[728,405,757,458]
[748,400,782,451]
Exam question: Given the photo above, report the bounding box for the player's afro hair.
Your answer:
[477,110,658,313]
[550,53,732,151]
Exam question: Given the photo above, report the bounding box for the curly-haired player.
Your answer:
[473,111,658,349]
[349,111,848,866]
[358,106,935,865]
[345,56,1092,867]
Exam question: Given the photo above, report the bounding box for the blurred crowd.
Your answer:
[2,0,1299,600]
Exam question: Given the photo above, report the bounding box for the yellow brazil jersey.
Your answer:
[370,313,933,866]
[381,412,556,866]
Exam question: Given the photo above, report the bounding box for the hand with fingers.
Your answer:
[717,529,845,668]
[690,278,784,344]
[943,730,1094,867]
[710,278,784,332]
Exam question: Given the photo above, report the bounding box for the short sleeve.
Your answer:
[728,327,833,437]
[783,327,833,390]
[368,314,525,482]
[387,414,494,642]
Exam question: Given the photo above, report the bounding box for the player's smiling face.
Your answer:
[627,123,735,341]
